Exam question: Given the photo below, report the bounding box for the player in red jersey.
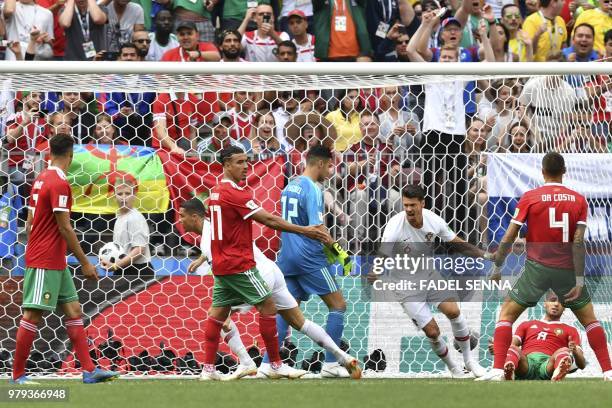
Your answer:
[11,134,119,385]
[479,152,612,381]
[199,145,331,381]
[495,292,586,381]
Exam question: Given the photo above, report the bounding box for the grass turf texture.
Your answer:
[4,378,609,408]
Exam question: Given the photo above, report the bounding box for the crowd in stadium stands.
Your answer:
[0,0,611,268]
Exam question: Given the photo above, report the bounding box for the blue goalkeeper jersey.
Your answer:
[277,175,330,274]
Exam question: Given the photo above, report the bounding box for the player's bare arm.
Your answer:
[566,224,586,302]
[494,222,521,267]
[54,211,98,281]
[448,236,495,260]
[188,255,208,273]
[25,209,33,239]
[251,209,332,243]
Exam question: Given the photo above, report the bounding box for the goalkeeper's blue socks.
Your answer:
[262,314,290,364]
[324,310,345,363]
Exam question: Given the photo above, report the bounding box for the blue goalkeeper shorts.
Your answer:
[280,263,339,301]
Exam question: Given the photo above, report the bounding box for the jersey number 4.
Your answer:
[281,196,298,223]
[549,208,569,243]
[210,205,222,240]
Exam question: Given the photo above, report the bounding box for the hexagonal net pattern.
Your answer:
[0,73,610,379]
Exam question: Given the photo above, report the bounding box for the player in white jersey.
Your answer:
[178,198,361,380]
[374,185,493,378]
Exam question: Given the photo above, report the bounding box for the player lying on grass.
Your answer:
[179,198,361,380]
[373,185,491,378]
[483,152,612,381]
[197,146,332,381]
[489,292,586,381]
[11,134,119,385]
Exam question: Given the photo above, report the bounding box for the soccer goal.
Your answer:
[0,62,610,379]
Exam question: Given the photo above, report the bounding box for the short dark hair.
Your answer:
[573,23,595,38]
[360,110,380,122]
[217,29,242,45]
[218,145,246,164]
[540,0,553,8]
[275,40,297,54]
[501,3,520,17]
[49,134,74,157]
[119,42,137,54]
[402,184,426,201]
[180,198,206,217]
[542,151,566,177]
[306,143,333,164]
[605,29,612,44]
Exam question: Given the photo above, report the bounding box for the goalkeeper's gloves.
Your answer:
[324,242,353,276]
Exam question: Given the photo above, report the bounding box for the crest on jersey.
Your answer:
[43,292,51,304]
[555,328,564,336]
[59,195,68,208]
[425,232,434,242]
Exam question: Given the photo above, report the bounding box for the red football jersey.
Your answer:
[511,183,587,269]
[25,166,73,270]
[515,319,581,356]
[208,179,262,275]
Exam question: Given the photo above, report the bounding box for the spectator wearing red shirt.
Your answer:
[161,21,220,62]
[38,0,66,59]
[5,91,49,169]
[343,111,395,241]
[152,91,209,154]
[224,91,257,141]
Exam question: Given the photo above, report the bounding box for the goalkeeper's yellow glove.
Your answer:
[323,242,353,276]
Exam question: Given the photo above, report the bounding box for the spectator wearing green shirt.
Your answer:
[172,0,217,42]
[222,0,270,31]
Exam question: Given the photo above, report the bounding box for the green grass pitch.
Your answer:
[5,378,610,408]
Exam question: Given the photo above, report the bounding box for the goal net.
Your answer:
[0,62,610,378]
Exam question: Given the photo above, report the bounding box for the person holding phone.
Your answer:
[238,4,289,62]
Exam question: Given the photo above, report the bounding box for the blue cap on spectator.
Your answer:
[441,18,462,29]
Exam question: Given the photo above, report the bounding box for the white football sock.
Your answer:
[300,319,347,364]
[222,319,254,366]
[450,314,472,364]
[429,337,457,370]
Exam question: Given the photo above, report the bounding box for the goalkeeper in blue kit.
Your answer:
[261,144,354,378]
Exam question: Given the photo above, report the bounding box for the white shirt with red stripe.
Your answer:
[293,34,316,62]
[242,31,290,62]
[226,107,253,140]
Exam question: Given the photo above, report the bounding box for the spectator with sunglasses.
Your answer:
[131,30,151,60]
[146,10,179,61]
[239,4,289,62]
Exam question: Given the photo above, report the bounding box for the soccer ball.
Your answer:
[98,242,124,264]
[453,331,479,351]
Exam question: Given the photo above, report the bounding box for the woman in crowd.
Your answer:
[325,88,363,152]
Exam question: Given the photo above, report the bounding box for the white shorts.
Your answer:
[400,300,441,330]
[233,258,298,313]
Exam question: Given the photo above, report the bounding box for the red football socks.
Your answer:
[65,318,95,372]
[493,320,513,369]
[259,314,281,366]
[585,321,612,372]
[12,318,38,380]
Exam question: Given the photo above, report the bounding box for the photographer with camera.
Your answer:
[238,4,289,62]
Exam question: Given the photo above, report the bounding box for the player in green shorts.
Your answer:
[489,292,586,381]
[11,134,119,385]
[481,152,612,381]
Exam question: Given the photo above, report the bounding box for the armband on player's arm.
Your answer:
[324,242,353,276]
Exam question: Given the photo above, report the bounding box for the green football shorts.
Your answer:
[211,267,271,307]
[22,267,79,311]
[509,260,591,310]
[516,352,551,380]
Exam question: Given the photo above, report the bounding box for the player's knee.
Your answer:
[22,309,42,325]
[423,322,440,339]
[554,347,570,356]
[327,295,346,312]
[443,307,460,320]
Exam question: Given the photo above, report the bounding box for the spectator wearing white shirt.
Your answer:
[378,85,421,153]
[146,10,179,61]
[279,0,313,33]
[287,9,315,62]
[238,4,289,62]
[3,0,54,61]
[101,0,145,53]
[272,90,303,149]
